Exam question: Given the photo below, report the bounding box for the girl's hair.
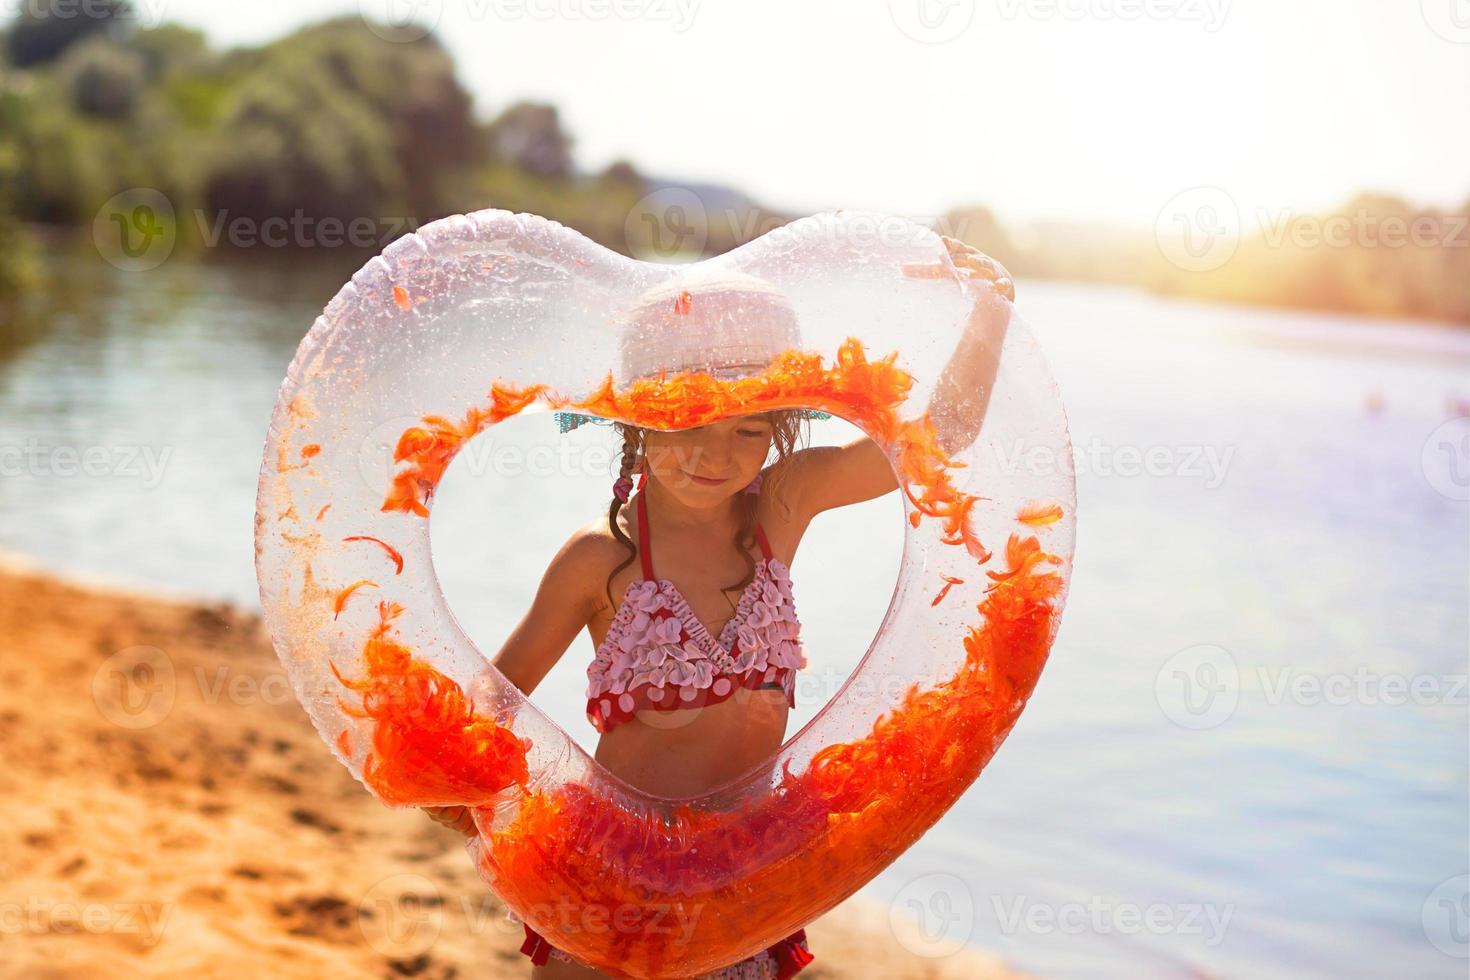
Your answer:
[603,410,810,609]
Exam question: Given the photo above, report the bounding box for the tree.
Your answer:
[486,101,574,179]
[59,36,145,118]
[201,17,484,227]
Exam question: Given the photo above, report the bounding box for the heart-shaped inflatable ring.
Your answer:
[254,209,1074,978]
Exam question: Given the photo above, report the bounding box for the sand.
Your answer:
[0,561,1027,979]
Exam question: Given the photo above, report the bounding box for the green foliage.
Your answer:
[59,35,145,118]
[199,17,484,227]
[0,9,1460,324]
[128,23,208,81]
[0,85,36,299]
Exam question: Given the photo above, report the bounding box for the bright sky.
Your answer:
[139,0,1470,227]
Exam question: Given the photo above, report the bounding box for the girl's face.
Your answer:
[642,413,774,502]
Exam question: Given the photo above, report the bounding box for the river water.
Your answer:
[2,243,1466,978]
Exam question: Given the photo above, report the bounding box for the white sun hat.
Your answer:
[555,269,831,432]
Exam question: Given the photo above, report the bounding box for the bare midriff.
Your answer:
[591,685,792,798]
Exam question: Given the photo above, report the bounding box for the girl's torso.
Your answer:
[585,484,808,798]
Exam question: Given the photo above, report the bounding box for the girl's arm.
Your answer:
[784,238,1015,520]
[423,528,602,837]
[489,526,606,696]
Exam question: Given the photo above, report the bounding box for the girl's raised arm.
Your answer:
[488,528,605,696]
[779,237,1015,521]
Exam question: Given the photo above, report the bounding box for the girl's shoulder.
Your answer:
[558,513,642,616]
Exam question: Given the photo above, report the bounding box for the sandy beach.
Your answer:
[0,559,1026,979]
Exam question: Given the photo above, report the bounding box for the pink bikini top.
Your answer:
[585,488,807,734]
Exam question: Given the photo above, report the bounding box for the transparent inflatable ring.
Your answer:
[254,208,1075,978]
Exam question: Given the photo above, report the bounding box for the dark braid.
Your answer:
[603,410,812,608]
[604,424,644,609]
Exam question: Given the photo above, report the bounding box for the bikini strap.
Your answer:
[754,521,774,561]
[636,487,655,580]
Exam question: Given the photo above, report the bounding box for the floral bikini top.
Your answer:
[585,487,807,734]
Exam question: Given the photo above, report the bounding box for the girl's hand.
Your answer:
[422,805,478,837]
[902,235,1016,302]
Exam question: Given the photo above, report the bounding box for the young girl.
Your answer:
[425,239,1013,979]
